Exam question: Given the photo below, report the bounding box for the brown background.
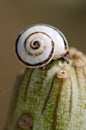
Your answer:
[0,0,86,129]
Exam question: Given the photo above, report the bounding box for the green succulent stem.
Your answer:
[5,48,86,130]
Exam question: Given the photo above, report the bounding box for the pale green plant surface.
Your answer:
[5,48,86,130]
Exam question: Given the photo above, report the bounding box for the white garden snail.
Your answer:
[15,24,69,68]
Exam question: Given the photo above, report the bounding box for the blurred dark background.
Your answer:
[0,0,86,129]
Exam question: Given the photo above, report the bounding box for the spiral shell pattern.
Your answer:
[15,24,68,68]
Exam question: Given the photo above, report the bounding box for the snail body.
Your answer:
[15,24,68,68]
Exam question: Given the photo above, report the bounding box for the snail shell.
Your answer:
[15,24,68,68]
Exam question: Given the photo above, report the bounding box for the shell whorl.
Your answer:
[24,37,46,56]
[15,24,68,68]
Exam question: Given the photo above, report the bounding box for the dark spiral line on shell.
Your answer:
[24,34,45,56]
[30,40,40,49]
[15,31,55,67]
[47,24,68,50]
